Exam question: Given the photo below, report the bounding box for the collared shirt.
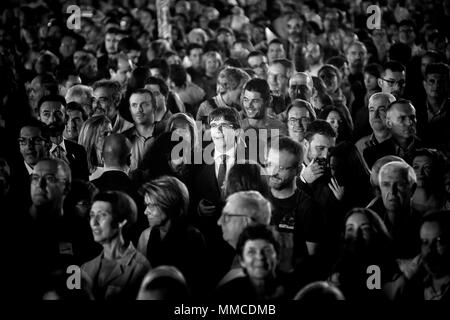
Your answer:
[214,147,236,180]
[355,133,391,157]
[427,99,449,123]
[50,139,70,165]
[24,161,33,175]
[125,126,155,171]
[393,137,418,160]
[112,114,134,134]
[423,274,450,300]
[50,139,67,155]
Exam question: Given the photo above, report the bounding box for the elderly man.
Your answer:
[217,190,272,285]
[364,99,424,168]
[356,92,396,157]
[247,50,268,80]
[286,99,317,144]
[377,161,421,258]
[92,80,133,134]
[65,84,94,117]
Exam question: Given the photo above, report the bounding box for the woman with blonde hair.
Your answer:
[78,115,112,180]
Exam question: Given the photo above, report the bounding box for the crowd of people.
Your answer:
[1,0,450,301]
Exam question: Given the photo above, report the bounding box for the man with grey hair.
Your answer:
[65,84,94,116]
[378,161,421,258]
[364,99,425,168]
[356,92,396,157]
[217,190,272,285]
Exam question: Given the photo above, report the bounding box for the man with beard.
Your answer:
[37,95,89,181]
[63,102,87,143]
[247,51,268,80]
[284,13,307,63]
[27,73,59,117]
[378,61,406,100]
[240,78,287,137]
[286,99,317,146]
[266,136,322,272]
[305,42,324,77]
[356,93,395,158]
[267,59,293,111]
[364,99,424,169]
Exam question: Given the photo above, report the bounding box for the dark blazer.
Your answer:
[363,136,425,169]
[91,170,137,196]
[64,139,89,181]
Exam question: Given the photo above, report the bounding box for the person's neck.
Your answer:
[386,204,410,226]
[104,164,128,172]
[393,135,413,149]
[249,273,276,298]
[215,144,236,156]
[50,135,63,145]
[206,70,217,78]
[102,234,128,260]
[135,123,154,138]
[247,117,264,127]
[155,107,167,122]
[271,181,297,199]
[110,113,118,125]
[431,273,450,291]
[30,202,64,220]
[373,129,391,142]
[427,96,446,113]
[158,220,172,241]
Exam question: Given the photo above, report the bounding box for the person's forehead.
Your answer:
[390,103,414,115]
[380,166,408,181]
[94,87,111,97]
[91,200,113,212]
[288,106,309,116]
[210,117,231,125]
[287,18,302,26]
[290,74,307,85]
[190,48,203,55]
[384,69,405,79]
[130,92,152,102]
[68,109,83,118]
[370,97,389,109]
[118,59,132,70]
[21,125,41,136]
[269,43,283,50]
[147,84,161,92]
[268,64,285,74]
[62,36,76,44]
[420,221,442,238]
[244,239,273,250]
[243,90,262,99]
[311,133,333,145]
[348,44,365,53]
[327,111,341,119]
[248,55,263,64]
[425,73,445,81]
[346,212,370,226]
[34,160,58,174]
[413,155,432,164]
[41,101,63,111]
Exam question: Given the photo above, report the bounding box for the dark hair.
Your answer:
[398,19,416,32]
[326,55,348,70]
[105,27,121,36]
[386,98,413,113]
[247,50,265,60]
[224,161,270,199]
[130,88,156,110]
[364,63,383,78]
[382,60,405,75]
[318,64,341,85]
[145,76,169,98]
[169,64,187,88]
[388,43,412,66]
[243,78,270,102]
[412,148,448,188]
[320,105,353,143]
[268,39,284,47]
[208,107,241,129]
[424,63,450,80]
[276,136,304,168]
[236,224,280,258]
[304,119,336,142]
[187,43,203,55]
[148,58,170,81]
[18,118,51,142]
[128,67,150,90]
[286,99,317,121]
[37,94,67,113]
[118,36,141,53]
[66,101,88,121]
[421,210,450,237]
[92,190,137,229]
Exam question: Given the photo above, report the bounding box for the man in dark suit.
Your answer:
[364,99,424,168]
[37,94,89,181]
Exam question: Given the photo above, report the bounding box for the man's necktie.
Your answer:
[217,154,227,191]
[53,145,70,165]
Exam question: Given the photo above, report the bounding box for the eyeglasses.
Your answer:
[221,213,252,224]
[380,78,405,88]
[288,117,311,125]
[18,137,45,146]
[30,173,60,185]
[264,161,297,172]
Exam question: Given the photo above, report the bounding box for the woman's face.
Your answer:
[344,212,375,245]
[412,155,434,188]
[144,194,169,228]
[326,111,341,135]
[90,201,118,244]
[205,57,220,75]
[240,239,277,280]
[364,72,378,91]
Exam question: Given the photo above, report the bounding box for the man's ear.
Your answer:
[118,219,128,229]
[109,69,115,79]
[63,180,71,196]
[377,78,383,89]
[385,116,393,129]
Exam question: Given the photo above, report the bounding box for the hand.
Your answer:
[198,199,217,217]
[328,177,344,201]
[302,158,324,184]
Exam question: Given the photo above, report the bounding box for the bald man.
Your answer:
[356,92,396,157]
[91,133,136,195]
[28,158,98,278]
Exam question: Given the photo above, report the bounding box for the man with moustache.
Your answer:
[356,93,396,158]
[364,99,424,169]
[266,136,322,272]
[247,51,268,80]
[37,95,89,180]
